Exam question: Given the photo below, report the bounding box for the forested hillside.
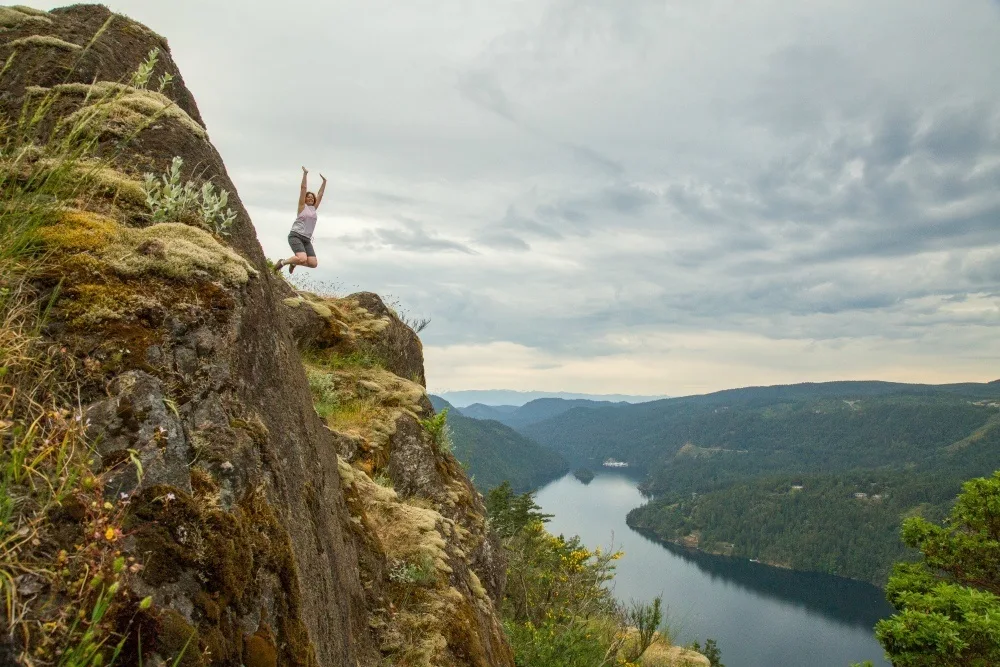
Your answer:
[430,396,568,492]
[629,468,966,584]
[520,381,1000,584]
[523,381,1000,469]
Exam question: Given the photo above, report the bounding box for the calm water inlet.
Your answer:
[534,471,894,667]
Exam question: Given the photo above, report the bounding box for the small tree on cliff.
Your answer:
[874,471,1000,666]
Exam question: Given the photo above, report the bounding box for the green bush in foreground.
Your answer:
[873,471,1000,666]
[487,482,665,667]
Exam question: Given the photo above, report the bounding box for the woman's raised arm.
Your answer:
[316,173,328,208]
[298,166,308,213]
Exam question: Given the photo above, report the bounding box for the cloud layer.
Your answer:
[40,0,1000,395]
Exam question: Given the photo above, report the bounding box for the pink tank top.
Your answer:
[290,205,317,239]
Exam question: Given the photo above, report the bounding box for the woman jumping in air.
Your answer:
[273,166,326,273]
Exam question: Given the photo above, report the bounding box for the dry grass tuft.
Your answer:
[74,163,147,207]
[326,395,384,434]
[8,35,81,51]
[32,82,207,140]
[638,634,711,667]
[0,6,52,27]
[4,154,148,209]
[8,5,50,17]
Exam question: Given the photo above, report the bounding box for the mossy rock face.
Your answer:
[349,292,427,387]
[120,485,316,666]
[279,289,427,388]
[155,609,204,667]
[242,624,282,667]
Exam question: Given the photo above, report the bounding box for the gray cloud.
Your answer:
[65,0,1000,392]
[474,229,531,252]
[336,220,476,255]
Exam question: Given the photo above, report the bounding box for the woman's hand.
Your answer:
[302,166,308,174]
[320,173,327,182]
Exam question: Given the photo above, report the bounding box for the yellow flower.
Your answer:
[104,527,117,542]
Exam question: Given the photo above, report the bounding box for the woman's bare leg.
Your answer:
[284,252,308,266]
[275,252,308,273]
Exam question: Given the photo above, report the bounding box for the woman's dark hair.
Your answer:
[305,191,316,202]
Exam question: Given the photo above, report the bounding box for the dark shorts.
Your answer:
[287,233,316,258]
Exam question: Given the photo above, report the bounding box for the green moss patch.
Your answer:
[42,210,255,285]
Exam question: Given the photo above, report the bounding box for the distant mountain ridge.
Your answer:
[457,397,626,429]
[460,404,520,420]
[429,396,568,492]
[436,389,666,407]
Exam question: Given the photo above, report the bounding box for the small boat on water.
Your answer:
[602,458,629,468]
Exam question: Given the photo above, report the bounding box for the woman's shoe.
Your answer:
[272,259,284,273]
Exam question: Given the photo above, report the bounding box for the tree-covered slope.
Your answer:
[520,381,1000,584]
[430,396,568,492]
[522,381,1000,472]
[627,414,1000,585]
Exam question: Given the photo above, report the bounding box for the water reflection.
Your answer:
[630,527,894,629]
[535,471,893,667]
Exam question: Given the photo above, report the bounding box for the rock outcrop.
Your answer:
[0,5,511,666]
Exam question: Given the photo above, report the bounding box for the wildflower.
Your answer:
[104,527,119,542]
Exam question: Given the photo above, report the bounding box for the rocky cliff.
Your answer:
[0,5,511,666]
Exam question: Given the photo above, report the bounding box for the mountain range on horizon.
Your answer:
[434,389,667,407]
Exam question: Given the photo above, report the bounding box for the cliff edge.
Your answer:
[0,5,511,666]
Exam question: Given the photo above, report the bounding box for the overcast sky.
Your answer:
[28,0,1000,396]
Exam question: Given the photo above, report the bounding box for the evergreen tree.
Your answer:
[875,471,1000,666]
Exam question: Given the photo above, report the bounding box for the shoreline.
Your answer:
[626,520,888,590]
